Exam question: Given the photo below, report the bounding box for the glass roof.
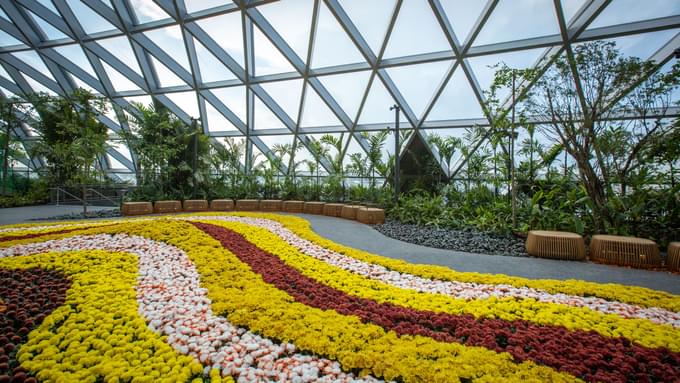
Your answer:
[0,0,677,177]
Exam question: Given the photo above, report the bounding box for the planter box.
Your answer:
[668,242,680,272]
[356,207,385,224]
[154,200,182,214]
[121,202,152,216]
[236,199,259,211]
[526,230,586,261]
[183,199,208,212]
[303,201,325,215]
[282,200,304,213]
[590,235,661,268]
[323,203,345,217]
[340,205,362,220]
[210,199,234,211]
[260,199,283,212]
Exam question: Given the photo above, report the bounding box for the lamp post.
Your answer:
[389,104,400,204]
[510,69,517,230]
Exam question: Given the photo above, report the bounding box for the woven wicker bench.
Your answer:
[356,208,385,224]
[340,205,362,220]
[235,199,259,211]
[183,199,208,212]
[154,200,182,214]
[590,235,661,268]
[260,200,282,212]
[303,201,325,215]
[210,199,234,211]
[121,202,153,216]
[526,231,586,261]
[668,242,680,272]
[323,203,345,217]
[282,200,304,213]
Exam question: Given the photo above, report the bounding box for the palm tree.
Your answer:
[362,131,388,189]
[307,137,329,193]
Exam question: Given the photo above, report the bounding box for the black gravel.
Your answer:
[373,220,528,257]
[30,208,121,221]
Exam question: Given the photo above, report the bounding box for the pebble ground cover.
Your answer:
[0,212,678,382]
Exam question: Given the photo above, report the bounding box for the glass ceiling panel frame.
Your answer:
[0,0,676,178]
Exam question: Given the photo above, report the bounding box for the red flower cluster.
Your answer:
[0,268,70,383]
[195,222,680,383]
[0,229,81,243]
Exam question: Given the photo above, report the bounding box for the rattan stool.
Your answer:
[590,235,661,268]
[526,231,586,261]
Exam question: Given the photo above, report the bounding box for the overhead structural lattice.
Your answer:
[0,0,678,180]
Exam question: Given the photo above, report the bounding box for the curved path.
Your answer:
[289,213,680,295]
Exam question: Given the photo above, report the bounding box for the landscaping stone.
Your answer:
[374,220,528,257]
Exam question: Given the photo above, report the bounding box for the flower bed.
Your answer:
[0,213,678,382]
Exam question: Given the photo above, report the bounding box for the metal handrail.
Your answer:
[85,187,119,206]
[51,187,86,206]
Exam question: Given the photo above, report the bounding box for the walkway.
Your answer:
[291,213,680,295]
[0,204,115,226]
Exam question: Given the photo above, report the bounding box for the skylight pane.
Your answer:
[383,0,451,59]
[427,66,485,121]
[385,60,451,119]
[28,11,68,41]
[260,79,304,122]
[474,0,560,46]
[254,96,286,130]
[210,86,247,123]
[258,0,313,63]
[65,0,117,34]
[588,30,679,61]
[53,44,97,77]
[0,30,22,47]
[338,0,395,55]
[144,26,191,72]
[185,0,230,13]
[561,0,587,24]
[311,2,365,69]
[588,0,680,29]
[205,97,239,133]
[440,0,487,43]
[128,0,171,24]
[254,25,296,76]
[194,37,237,83]
[318,70,372,120]
[357,78,408,124]
[22,73,56,95]
[97,36,143,75]
[194,12,244,69]
[467,48,544,101]
[12,51,55,81]
[102,61,141,92]
[300,84,343,127]
[165,91,199,119]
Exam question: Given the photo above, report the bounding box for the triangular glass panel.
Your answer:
[204,97,238,133]
[70,74,100,94]
[12,51,56,81]
[357,77,408,124]
[211,86,246,123]
[97,36,143,75]
[0,9,9,22]
[65,0,118,34]
[560,0,587,24]
[300,84,343,127]
[339,0,395,55]
[584,30,679,60]
[144,26,191,72]
[0,65,13,82]
[150,56,187,88]
[106,154,127,170]
[474,0,560,46]
[185,0,231,13]
[22,73,56,95]
[102,61,141,92]
[258,0,313,63]
[0,86,18,98]
[383,0,451,59]
[27,11,68,40]
[254,25,296,76]
[588,0,680,29]
[164,91,200,119]
[318,70,371,120]
[260,79,304,122]
[194,37,237,83]
[36,0,59,15]
[467,48,544,101]
[0,30,22,47]
[254,95,287,130]
[311,2,365,69]
[194,12,244,69]
[385,60,451,119]
[426,66,485,121]
[440,1,487,43]
[123,95,153,109]
[127,0,171,24]
[53,44,97,77]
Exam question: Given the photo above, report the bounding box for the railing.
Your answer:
[50,185,130,210]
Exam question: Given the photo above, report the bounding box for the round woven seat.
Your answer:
[526,231,586,261]
[590,235,660,268]
[667,242,680,272]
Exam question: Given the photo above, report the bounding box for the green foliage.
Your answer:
[121,100,212,201]
[28,89,109,186]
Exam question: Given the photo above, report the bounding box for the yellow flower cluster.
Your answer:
[202,219,680,352]
[227,212,680,312]
[0,248,232,383]
[101,219,576,382]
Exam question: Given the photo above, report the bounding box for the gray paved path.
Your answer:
[290,213,680,295]
[0,204,115,225]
